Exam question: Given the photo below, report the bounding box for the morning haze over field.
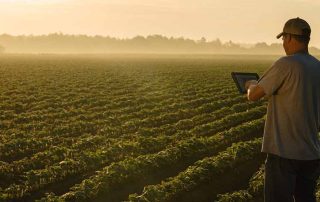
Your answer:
[0,0,319,54]
[1,1,320,202]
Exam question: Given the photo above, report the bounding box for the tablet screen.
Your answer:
[231,72,259,94]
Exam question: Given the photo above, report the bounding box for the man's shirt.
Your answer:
[258,53,320,160]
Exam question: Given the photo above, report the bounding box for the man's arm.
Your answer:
[245,80,265,101]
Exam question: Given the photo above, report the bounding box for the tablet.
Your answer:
[231,72,259,94]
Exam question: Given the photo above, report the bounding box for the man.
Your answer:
[245,17,320,202]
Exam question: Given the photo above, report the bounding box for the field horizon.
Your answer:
[1,34,320,55]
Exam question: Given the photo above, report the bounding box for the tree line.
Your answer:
[0,33,319,54]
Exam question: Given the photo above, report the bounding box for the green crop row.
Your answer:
[37,117,265,201]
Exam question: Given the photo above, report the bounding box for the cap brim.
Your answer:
[276,32,284,39]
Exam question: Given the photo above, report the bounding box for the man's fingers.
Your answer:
[245,80,258,90]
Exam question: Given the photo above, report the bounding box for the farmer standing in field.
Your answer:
[245,17,320,202]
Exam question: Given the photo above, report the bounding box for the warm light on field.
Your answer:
[0,54,272,201]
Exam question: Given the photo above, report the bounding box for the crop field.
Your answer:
[0,54,319,202]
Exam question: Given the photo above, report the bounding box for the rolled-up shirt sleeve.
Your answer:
[257,58,289,97]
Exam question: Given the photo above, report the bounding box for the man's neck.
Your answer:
[288,47,309,55]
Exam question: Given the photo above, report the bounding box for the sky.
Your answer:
[0,0,319,47]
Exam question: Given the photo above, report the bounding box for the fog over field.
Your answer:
[0,34,320,55]
[0,0,319,54]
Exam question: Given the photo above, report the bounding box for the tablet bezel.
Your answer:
[231,72,260,94]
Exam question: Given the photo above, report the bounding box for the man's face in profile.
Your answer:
[282,34,290,55]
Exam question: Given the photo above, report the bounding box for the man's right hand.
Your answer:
[245,80,258,90]
[245,80,266,101]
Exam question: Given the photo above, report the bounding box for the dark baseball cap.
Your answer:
[276,17,311,39]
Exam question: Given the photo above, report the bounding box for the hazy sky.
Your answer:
[0,0,319,47]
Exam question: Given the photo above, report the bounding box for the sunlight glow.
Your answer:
[0,0,319,47]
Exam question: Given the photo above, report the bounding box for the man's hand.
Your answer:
[245,80,265,101]
[245,80,258,90]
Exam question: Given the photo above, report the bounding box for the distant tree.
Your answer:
[208,38,222,49]
[254,42,269,49]
[224,40,241,48]
[132,35,145,41]
[198,37,206,43]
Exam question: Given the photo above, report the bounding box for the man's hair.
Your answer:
[289,28,311,45]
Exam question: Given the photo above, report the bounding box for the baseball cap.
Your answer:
[276,17,311,39]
